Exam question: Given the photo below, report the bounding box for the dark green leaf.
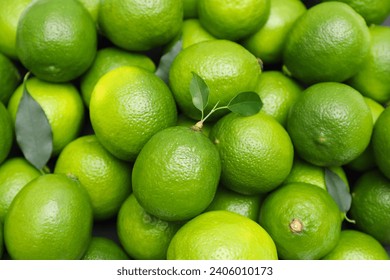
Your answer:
[325,168,352,212]
[155,38,182,83]
[190,72,209,112]
[15,73,53,170]
[227,92,262,116]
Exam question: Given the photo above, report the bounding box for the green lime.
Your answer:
[210,111,293,194]
[16,0,97,82]
[117,194,181,260]
[169,39,261,121]
[283,1,370,84]
[350,170,390,245]
[0,102,13,164]
[80,47,156,107]
[8,77,85,156]
[54,135,132,220]
[132,126,221,221]
[82,237,129,260]
[348,25,390,104]
[98,0,183,51]
[322,230,389,260]
[0,53,20,105]
[372,107,390,179]
[198,0,270,41]
[4,174,93,259]
[242,0,306,65]
[259,182,342,260]
[287,82,373,167]
[0,157,40,223]
[181,19,216,49]
[89,66,177,162]
[205,187,263,221]
[255,71,302,127]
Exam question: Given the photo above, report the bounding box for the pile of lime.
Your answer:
[0,0,389,260]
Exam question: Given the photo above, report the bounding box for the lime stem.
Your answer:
[289,218,303,233]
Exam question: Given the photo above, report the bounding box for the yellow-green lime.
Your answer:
[372,107,390,179]
[117,194,181,260]
[181,19,216,49]
[322,230,389,260]
[16,0,97,82]
[80,47,156,107]
[284,157,349,191]
[132,126,221,221]
[0,53,20,104]
[349,170,390,245]
[347,97,384,171]
[242,0,306,65]
[54,135,132,220]
[210,111,293,194]
[98,0,183,51]
[0,157,41,223]
[82,237,129,260]
[198,0,270,41]
[287,82,373,167]
[4,174,93,260]
[348,25,390,104]
[169,39,261,121]
[321,0,390,25]
[0,102,13,164]
[167,210,278,260]
[8,77,85,156]
[283,1,370,85]
[205,187,263,221]
[0,0,32,59]
[259,183,342,260]
[255,71,302,127]
[90,66,177,162]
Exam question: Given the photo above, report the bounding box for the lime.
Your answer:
[205,187,263,221]
[372,107,390,179]
[8,77,85,156]
[198,0,270,41]
[287,82,373,167]
[259,182,342,259]
[54,135,132,220]
[181,19,216,49]
[348,25,390,104]
[4,174,93,259]
[169,39,261,121]
[80,47,156,107]
[283,1,370,84]
[0,157,40,223]
[0,0,32,59]
[89,66,177,162]
[82,237,129,260]
[167,210,278,260]
[16,0,97,82]
[117,194,181,260]
[242,0,306,65]
[210,111,293,194]
[322,230,389,260]
[255,71,302,127]
[0,102,13,164]
[98,0,183,51]
[183,0,198,19]
[350,170,390,245]
[132,126,221,221]
[0,53,20,105]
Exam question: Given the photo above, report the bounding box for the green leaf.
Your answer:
[155,38,182,83]
[325,168,352,213]
[15,73,53,170]
[190,72,209,112]
[227,91,262,116]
